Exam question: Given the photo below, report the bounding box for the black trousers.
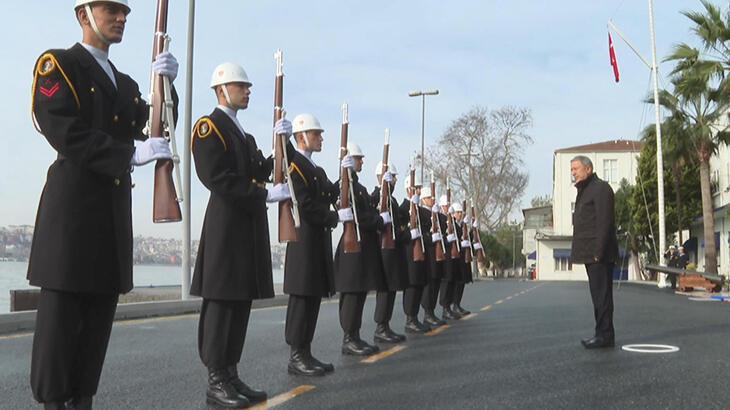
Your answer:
[285,295,321,348]
[421,278,440,312]
[439,280,455,307]
[454,282,465,306]
[402,286,423,317]
[339,292,366,334]
[31,289,118,403]
[374,291,396,324]
[586,263,615,339]
[198,298,252,370]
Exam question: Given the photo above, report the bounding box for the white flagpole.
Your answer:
[181,0,196,299]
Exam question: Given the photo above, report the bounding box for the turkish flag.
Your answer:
[609,32,620,82]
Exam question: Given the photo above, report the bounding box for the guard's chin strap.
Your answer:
[221,84,245,111]
[302,131,312,151]
[85,4,111,46]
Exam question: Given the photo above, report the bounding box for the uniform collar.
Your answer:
[217,105,246,137]
[295,147,317,166]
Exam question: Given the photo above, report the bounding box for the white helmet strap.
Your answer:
[85,4,111,46]
[301,131,312,151]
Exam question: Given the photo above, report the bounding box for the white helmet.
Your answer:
[210,63,252,88]
[347,142,364,157]
[404,172,423,192]
[375,161,398,177]
[75,0,130,12]
[421,186,433,198]
[439,195,449,207]
[451,202,464,213]
[292,114,324,134]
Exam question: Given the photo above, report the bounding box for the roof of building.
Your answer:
[555,139,643,154]
[521,205,552,215]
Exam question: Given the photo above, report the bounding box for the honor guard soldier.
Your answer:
[370,162,409,344]
[453,210,475,316]
[399,174,432,333]
[283,113,340,376]
[420,188,449,327]
[191,62,291,408]
[439,198,464,320]
[334,143,387,356]
[27,1,178,408]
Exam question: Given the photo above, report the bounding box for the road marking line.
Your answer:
[495,300,503,305]
[0,332,33,340]
[505,296,513,300]
[250,385,316,409]
[480,305,492,311]
[361,345,407,364]
[426,324,451,336]
[460,313,478,321]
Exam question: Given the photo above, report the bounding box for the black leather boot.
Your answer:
[227,365,267,403]
[44,402,69,410]
[424,310,446,327]
[288,348,325,376]
[374,323,402,343]
[442,306,459,320]
[405,316,431,333]
[342,332,371,355]
[305,345,334,373]
[206,368,250,408]
[66,396,92,410]
[386,324,406,342]
[454,304,471,316]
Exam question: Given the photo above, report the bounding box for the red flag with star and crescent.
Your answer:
[608,32,620,82]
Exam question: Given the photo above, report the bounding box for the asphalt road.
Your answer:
[1,280,729,409]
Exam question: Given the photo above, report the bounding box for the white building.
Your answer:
[532,140,642,280]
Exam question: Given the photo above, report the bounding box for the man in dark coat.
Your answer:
[283,113,339,376]
[191,62,292,407]
[420,186,449,327]
[370,162,409,344]
[27,2,178,408]
[334,143,387,356]
[570,155,618,349]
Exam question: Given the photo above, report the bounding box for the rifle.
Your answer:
[409,167,425,262]
[430,172,446,261]
[379,128,395,249]
[149,0,182,223]
[462,199,473,263]
[272,49,300,242]
[471,200,486,263]
[339,103,361,253]
[446,182,460,258]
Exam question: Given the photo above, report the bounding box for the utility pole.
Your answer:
[408,90,439,182]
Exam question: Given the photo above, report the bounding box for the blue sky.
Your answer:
[0,1,699,240]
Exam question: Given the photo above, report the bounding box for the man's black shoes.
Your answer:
[581,336,615,349]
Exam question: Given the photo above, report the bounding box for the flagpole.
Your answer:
[181,0,196,300]
[648,0,668,287]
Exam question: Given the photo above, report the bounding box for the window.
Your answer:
[603,159,618,183]
[554,257,572,271]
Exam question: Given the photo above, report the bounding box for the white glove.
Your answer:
[431,204,440,213]
[338,208,354,222]
[383,171,394,183]
[447,233,457,243]
[380,211,392,225]
[448,205,455,214]
[473,220,479,228]
[341,155,355,170]
[273,118,292,137]
[131,137,172,166]
[410,194,420,205]
[266,183,291,203]
[464,215,472,226]
[461,240,471,249]
[410,228,422,240]
[152,52,179,82]
[432,232,443,243]
[473,243,483,250]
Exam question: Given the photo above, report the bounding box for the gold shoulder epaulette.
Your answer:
[192,117,227,151]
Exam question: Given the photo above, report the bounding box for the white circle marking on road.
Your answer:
[687,297,720,302]
[621,344,679,354]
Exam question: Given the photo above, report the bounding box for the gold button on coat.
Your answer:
[114,178,120,186]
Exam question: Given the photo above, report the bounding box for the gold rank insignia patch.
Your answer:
[199,121,211,137]
[37,54,56,76]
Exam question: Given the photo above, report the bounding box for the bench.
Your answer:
[645,264,724,293]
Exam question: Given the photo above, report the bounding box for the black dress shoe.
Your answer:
[442,307,459,320]
[342,333,372,356]
[288,349,326,377]
[581,336,615,349]
[386,325,406,342]
[374,323,404,343]
[44,402,69,410]
[206,368,250,408]
[423,311,446,327]
[305,345,334,373]
[66,396,92,410]
[454,305,471,316]
[226,365,267,403]
[405,316,431,333]
[357,337,380,355]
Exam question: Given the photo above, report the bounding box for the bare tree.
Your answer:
[424,106,533,231]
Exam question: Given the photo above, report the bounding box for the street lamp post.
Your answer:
[408,89,439,182]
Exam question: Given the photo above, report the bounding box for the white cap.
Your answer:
[438,195,448,207]
[347,142,364,157]
[451,202,464,213]
[404,172,423,193]
[421,186,433,198]
[375,162,398,177]
[210,63,252,88]
[292,113,324,133]
[75,0,129,12]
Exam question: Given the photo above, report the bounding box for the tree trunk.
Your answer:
[673,163,683,244]
[698,158,717,274]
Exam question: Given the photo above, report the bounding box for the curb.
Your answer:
[0,294,289,336]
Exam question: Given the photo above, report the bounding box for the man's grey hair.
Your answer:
[571,155,593,169]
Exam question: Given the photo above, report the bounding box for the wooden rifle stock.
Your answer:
[379,129,395,249]
[409,168,425,262]
[471,202,486,263]
[150,0,181,223]
[272,50,298,242]
[339,104,360,253]
[462,200,473,263]
[430,176,446,261]
[446,187,460,258]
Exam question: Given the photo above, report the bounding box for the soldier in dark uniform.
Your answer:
[27,1,178,408]
[440,200,464,320]
[420,187,448,327]
[452,205,473,316]
[371,162,409,344]
[191,62,291,408]
[283,113,340,376]
[334,143,387,355]
[399,174,432,333]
